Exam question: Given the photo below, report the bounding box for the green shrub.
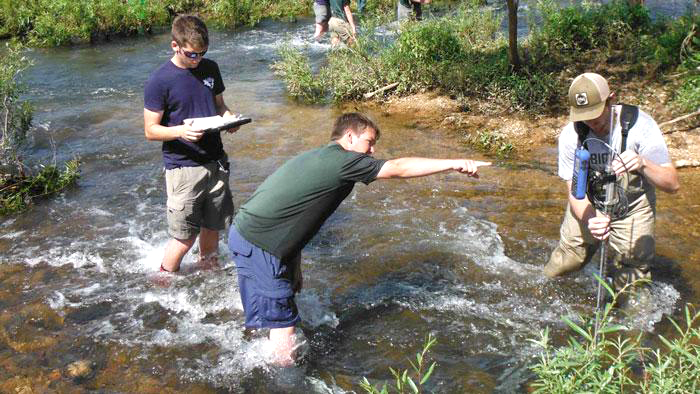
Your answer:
[529,277,700,393]
[360,333,437,394]
[0,159,81,215]
[470,130,514,158]
[271,44,327,103]
[0,40,81,215]
[0,40,33,172]
[0,0,309,45]
[206,0,309,29]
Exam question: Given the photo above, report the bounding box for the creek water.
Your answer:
[1,2,700,393]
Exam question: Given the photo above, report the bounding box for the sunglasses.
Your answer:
[179,48,207,59]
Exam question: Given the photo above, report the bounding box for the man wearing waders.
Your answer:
[228,113,490,365]
[544,73,679,294]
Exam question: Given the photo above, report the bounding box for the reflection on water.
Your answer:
[1,3,699,392]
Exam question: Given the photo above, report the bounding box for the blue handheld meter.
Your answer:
[571,147,590,200]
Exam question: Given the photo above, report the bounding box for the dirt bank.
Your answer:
[366,86,700,169]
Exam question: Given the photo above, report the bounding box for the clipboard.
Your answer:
[203,117,252,133]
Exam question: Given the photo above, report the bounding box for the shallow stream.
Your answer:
[1,2,699,392]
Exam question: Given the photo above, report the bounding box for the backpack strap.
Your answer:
[573,104,639,151]
[619,104,639,153]
[573,121,590,148]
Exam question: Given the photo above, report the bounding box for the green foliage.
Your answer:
[0,0,171,46]
[671,24,700,112]
[0,159,81,215]
[0,0,310,45]
[0,40,81,216]
[529,0,651,59]
[470,130,514,158]
[206,0,309,29]
[270,44,326,103]
[640,306,700,392]
[360,333,437,394]
[0,40,33,171]
[529,277,700,393]
[673,72,700,113]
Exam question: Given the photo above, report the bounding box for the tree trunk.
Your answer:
[628,0,645,6]
[506,0,520,71]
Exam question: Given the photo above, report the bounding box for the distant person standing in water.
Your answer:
[144,15,239,273]
[397,0,430,21]
[228,112,491,365]
[328,0,357,47]
[313,0,331,41]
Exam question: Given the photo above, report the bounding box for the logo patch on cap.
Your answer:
[575,93,588,106]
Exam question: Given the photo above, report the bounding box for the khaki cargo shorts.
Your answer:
[314,2,331,24]
[544,199,656,287]
[329,17,353,44]
[165,158,234,240]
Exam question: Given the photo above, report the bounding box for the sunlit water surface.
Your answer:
[1,2,699,392]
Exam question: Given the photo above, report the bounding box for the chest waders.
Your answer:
[571,104,639,343]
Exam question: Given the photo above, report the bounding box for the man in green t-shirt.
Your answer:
[228,112,490,365]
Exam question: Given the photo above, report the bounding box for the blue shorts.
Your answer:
[228,226,301,329]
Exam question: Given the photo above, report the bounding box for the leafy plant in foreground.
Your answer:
[360,333,437,394]
[529,276,700,393]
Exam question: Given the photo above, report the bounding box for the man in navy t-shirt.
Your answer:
[144,14,238,273]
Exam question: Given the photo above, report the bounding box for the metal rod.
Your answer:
[593,105,617,345]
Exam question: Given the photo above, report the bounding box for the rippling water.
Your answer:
[1,2,699,392]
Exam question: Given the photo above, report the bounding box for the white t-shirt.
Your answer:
[557,105,670,206]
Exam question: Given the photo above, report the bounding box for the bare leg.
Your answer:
[198,228,220,268]
[313,23,323,40]
[161,236,196,272]
[269,326,297,366]
[199,227,219,257]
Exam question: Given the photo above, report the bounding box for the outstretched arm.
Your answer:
[376,158,491,179]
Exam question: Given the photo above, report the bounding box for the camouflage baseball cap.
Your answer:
[568,73,610,122]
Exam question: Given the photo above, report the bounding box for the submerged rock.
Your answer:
[0,302,64,353]
[134,301,173,330]
[66,301,112,324]
[65,359,94,382]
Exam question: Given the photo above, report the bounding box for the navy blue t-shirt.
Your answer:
[144,58,226,169]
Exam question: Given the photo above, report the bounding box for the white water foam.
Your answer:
[297,290,340,329]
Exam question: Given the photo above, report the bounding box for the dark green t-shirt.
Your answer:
[330,0,349,21]
[234,143,386,259]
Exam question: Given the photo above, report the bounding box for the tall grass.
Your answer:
[273,0,699,114]
[0,41,80,215]
[0,0,314,46]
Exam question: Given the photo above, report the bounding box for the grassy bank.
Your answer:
[0,40,79,215]
[273,0,700,115]
[0,0,395,46]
